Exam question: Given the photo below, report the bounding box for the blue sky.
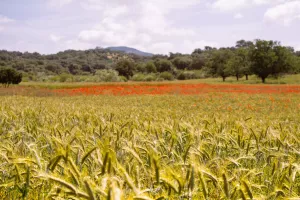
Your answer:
[0,0,299,54]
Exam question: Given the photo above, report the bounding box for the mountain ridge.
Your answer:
[105,46,153,57]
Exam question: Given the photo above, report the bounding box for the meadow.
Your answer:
[0,80,300,199]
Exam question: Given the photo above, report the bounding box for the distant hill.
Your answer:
[106,46,153,57]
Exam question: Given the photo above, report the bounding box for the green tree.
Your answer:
[114,59,136,79]
[0,68,22,87]
[155,59,173,72]
[172,56,192,70]
[205,49,233,82]
[249,40,294,83]
[189,53,208,70]
[192,48,203,55]
[226,48,251,81]
[45,63,62,74]
[159,71,174,80]
[293,56,300,73]
[144,61,157,73]
[235,40,253,48]
[68,63,80,75]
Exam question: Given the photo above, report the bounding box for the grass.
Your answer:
[19,74,300,89]
[0,92,300,199]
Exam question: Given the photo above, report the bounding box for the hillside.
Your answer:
[106,46,153,57]
[0,48,150,81]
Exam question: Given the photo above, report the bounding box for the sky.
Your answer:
[0,0,299,55]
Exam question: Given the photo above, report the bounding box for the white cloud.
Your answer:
[211,0,288,12]
[149,42,174,54]
[264,1,300,26]
[76,0,199,54]
[50,34,63,42]
[65,39,94,50]
[234,13,244,19]
[0,15,15,23]
[103,5,129,17]
[1,0,299,54]
[212,0,249,11]
[0,26,3,32]
[48,0,73,8]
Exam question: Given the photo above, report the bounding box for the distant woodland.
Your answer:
[0,39,299,83]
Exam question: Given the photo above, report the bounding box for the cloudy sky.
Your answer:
[0,0,299,54]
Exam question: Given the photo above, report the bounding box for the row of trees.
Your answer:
[0,39,299,83]
[204,40,296,83]
[112,39,298,83]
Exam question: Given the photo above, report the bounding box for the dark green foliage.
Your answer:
[205,49,233,81]
[159,72,174,80]
[155,59,173,72]
[93,63,106,70]
[67,63,80,75]
[144,61,157,73]
[81,65,92,72]
[189,54,208,70]
[46,63,61,74]
[235,40,253,48]
[172,56,192,70]
[0,67,22,86]
[226,48,251,81]
[114,59,136,79]
[192,48,203,55]
[249,40,294,83]
[177,71,202,80]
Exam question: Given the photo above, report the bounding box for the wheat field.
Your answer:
[0,93,300,199]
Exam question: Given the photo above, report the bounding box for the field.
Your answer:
[0,81,300,199]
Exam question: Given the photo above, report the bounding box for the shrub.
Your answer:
[131,73,146,81]
[119,76,128,82]
[155,59,173,72]
[59,73,71,82]
[95,69,120,82]
[159,72,174,80]
[114,59,136,79]
[0,67,22,86]
[132,73,158,82]
[143,73,157,82]
[144,62,157,73]
[172,56,192,70]
[177,71,202,80]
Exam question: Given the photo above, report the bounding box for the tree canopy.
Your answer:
[249,40,294,83]
[0,68,22,86]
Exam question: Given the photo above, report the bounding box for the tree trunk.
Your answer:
[262,77,266,83]
[245,74,248,80]
[236,75,239,81]
[222,77,225,82]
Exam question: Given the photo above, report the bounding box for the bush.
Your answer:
[155,59,173,72]
[172,56,192,70]
[131,73,146,81]
[159,72,174,80]
[144,62,157,73]
[95,69,121,82]
[59,73,71,82]
[0,67,22,86]
[131,73,159,82]
[114,59,136,79]
[119,76,128,82]
[143,73,157,82]
[177,71,202,80]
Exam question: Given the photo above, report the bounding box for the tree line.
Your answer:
[0,39,299,83]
